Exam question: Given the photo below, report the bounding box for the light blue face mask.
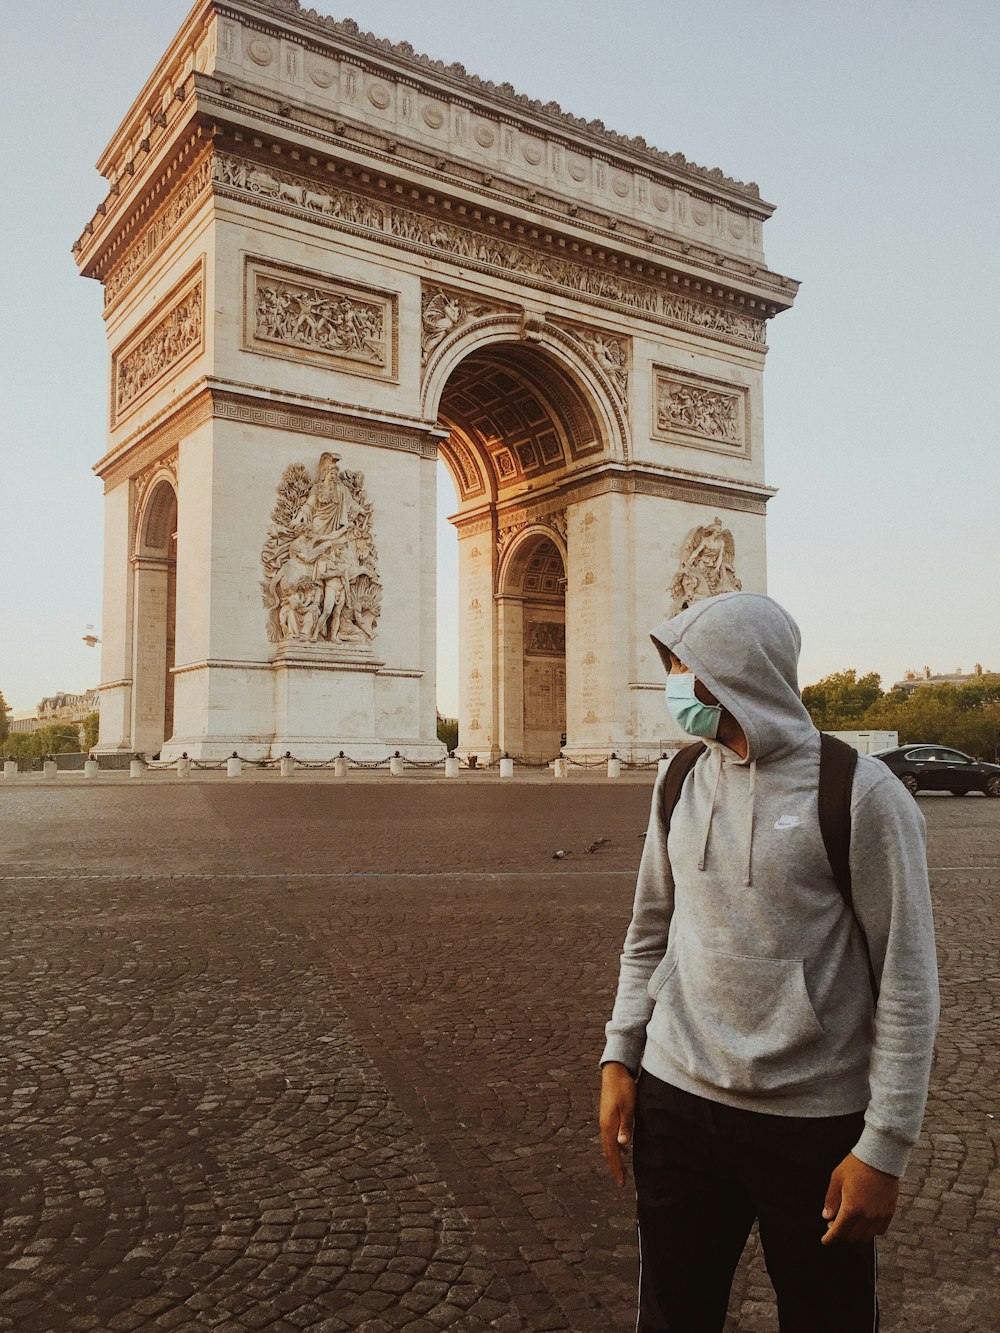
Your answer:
[665,672,722,739]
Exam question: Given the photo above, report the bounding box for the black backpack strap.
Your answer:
[819,733,878,998]
[661,741,707,835]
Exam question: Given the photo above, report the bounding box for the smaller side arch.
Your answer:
[133,469,178,558]
[497,520,568,595]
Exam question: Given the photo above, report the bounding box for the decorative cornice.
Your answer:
[97,382,446,491]
[211,390,440,457]
[238,0,767,205]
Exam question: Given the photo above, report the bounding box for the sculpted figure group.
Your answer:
[261,453,383,647]
[669,516,742,615]
[255,281,385,364]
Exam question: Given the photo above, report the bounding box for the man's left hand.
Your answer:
[821,1152,900,1245]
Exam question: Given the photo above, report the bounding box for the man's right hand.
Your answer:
[599,1062,637,1186]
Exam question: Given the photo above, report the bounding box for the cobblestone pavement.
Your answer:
[0,776,997,1331]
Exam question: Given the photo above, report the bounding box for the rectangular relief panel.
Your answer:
[651,365,750,459]
[112,261,205,427]
[244,256,398,381]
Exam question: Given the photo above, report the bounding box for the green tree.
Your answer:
[801,670,884,730]
[34,724,82,756]
[0,691,9,743]
[1,731,36,762]
[81,711,100,751]
[436,713,459,752]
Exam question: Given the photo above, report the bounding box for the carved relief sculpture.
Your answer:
[255,279,385,365]
[525,622,567,656]
[561,325,629,406]
[115,282,203,417]
[261,453,383,647]
[420,285,509,365]
[247,260,395,377]
[657,379,741,445]
[669,517,742,614]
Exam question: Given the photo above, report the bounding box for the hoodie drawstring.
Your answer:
[744,759,757,886]
[698,749,724,871]
[696,751,757,885]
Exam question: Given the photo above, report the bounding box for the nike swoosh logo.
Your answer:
[774,815,802,830]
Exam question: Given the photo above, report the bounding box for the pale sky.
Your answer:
[1,0,997,715]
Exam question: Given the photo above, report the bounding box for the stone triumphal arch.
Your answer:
[75,0,797,760]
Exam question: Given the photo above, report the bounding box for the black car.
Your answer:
[873,745,1000,797]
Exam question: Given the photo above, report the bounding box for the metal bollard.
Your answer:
[177,754,192,778]
[389,752,405,777]
[84,759,100,779]
[129,758,144,779]
[3,760,17,781]
[499,755,514,778]
[280,754,295,778]
[334,754,349,778]
[607,755,621,779]
[43,760,58,780]
[444,755,460,778]
[227,753,242,778]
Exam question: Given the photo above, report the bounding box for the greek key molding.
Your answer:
[212,394,438,457]
[99,390,214,493]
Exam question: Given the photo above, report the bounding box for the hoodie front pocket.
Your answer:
[656,935,825,1092]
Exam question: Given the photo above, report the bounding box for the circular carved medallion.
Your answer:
[612,173,631,198]
[422,102,445,128]
[568,157,588,181]
[309,61,336,88]
[729,217,746,239]
[367,81,392,109]
[652,186,671,212]
[246,38,274,67]
[692,202,710,226]
[521,138,544,165]
[474,123,496,148]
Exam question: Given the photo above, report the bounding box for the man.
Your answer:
[599,592,939,1332]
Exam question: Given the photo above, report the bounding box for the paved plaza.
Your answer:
[0,776,997,1331]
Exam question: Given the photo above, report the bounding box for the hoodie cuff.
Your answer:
[852,1123,913,1179]
[599,1034,644,1078]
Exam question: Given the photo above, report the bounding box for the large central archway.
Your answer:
[432,327,615,760]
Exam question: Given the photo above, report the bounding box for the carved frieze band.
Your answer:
[652,367,749,457]
[103,154,213,309]
[112,270,204,425]
[213,151,766,349]
[245,258,397,379]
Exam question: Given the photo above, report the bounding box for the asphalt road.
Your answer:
[0,776,997,1331]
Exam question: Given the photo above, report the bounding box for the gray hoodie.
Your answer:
[602,592,939,1178]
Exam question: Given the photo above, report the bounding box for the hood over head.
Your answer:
[650,591,816,763]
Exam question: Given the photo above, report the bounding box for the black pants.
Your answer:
[633,1073,878,1333]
